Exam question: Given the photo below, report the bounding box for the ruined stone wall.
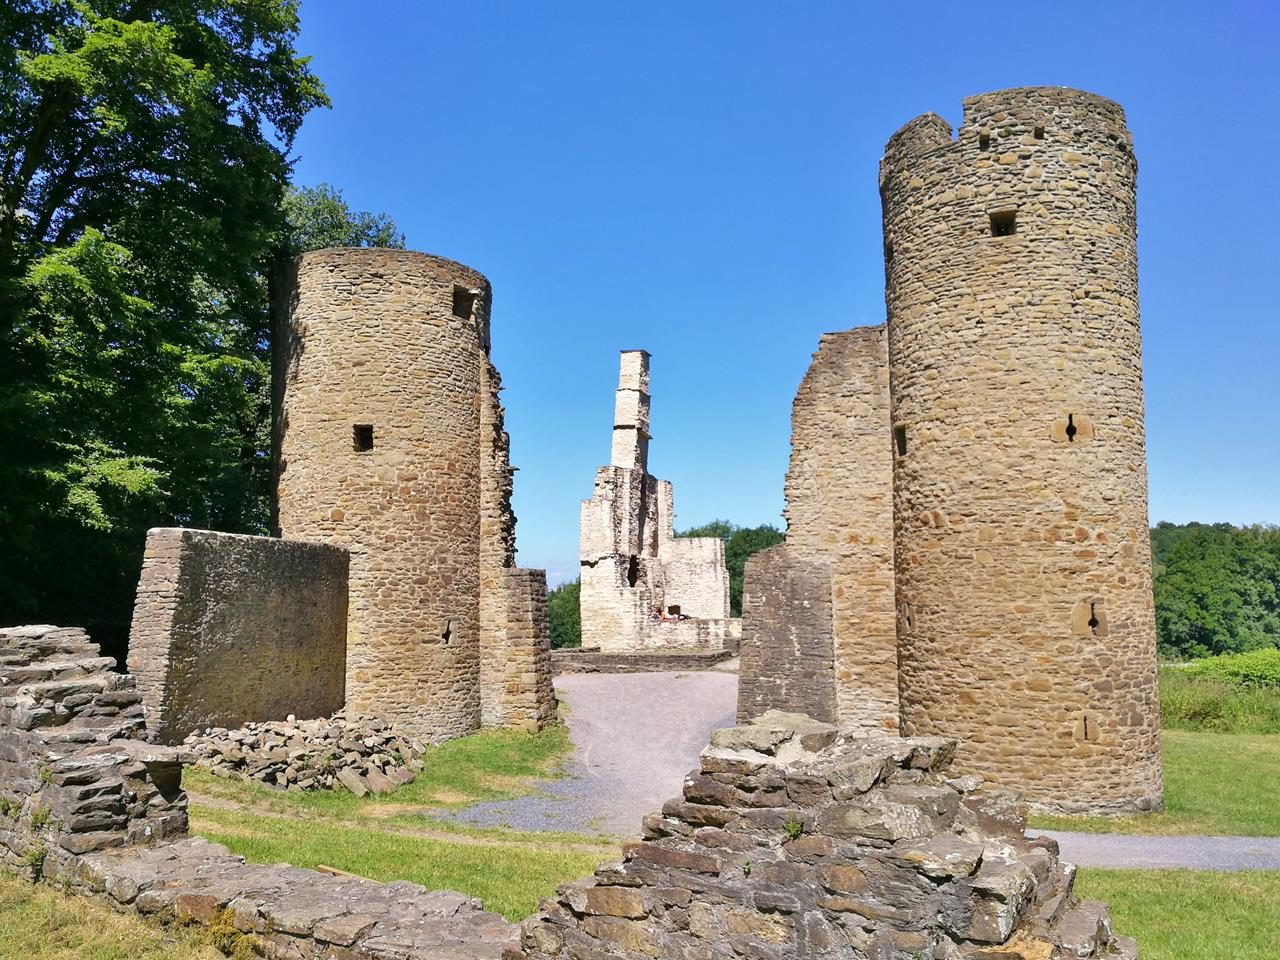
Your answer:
[0,626,188,881]
[274,248,489,742]
[515,711,1138,960]
[480,568,556,731]
[743,327,898,732]
[580,351,737,653]
[129,528,349,745]
[882,87,1162,812]
[739,545,837,722]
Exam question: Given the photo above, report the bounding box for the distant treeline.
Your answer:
[1153,522,1280,660]
[550,521,1280,658]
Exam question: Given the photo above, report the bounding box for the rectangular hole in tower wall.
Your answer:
[452,284,478,320]
[1034,125,1046,140]
[989,210,1017,237]
[894,426,908,457]
[353,424,374,452]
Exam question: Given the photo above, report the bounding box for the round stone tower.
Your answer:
[273,248,490,742]
[880,87,1162,812]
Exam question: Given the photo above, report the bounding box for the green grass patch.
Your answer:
[193,804,604,920]
[1031,729,1280,835]
[0,871,220,960]
[1161,665,1280,734]
[185,723,572,819]
[1077,869,1280,960]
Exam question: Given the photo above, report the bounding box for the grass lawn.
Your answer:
[185,724,613,920]
[1030,729,1280,836]
[0,872,221,960]
[1077,869,1280,960]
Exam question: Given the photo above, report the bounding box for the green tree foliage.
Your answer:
[1152,522,1280,659]
[547,579,581,649]
[0,4,401,651]
[282,183,405,254]
[678,520,785,616]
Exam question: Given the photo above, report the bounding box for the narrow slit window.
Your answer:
[990,210,1017,237]
[894,425,908,457]
[452,284,478,320]
[626,555,640,588]
[978,132,991,150]
[353,423,374,452]
[1066,414,1078,442]
[441,620,452,645]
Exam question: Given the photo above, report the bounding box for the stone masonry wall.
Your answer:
[882,87,1162,812]
[513,711,1138,960]
[129,527,348,745]
[739,546,837,723]
[743,327,898,733]
[275,249,487,743]
[0,625,188,881]
[478,354,556,731]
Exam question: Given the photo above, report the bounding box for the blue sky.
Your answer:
[290,1,1279,585]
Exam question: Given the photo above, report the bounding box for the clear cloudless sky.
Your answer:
[288,0,1278,585]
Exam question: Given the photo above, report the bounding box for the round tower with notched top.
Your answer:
[880,87,1162,813]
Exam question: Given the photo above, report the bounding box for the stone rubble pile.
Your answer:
[513,710,1139,960]
[183,711,427,795]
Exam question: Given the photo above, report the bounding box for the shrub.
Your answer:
[1159,665,1280,734]
[1182,648,1280,688]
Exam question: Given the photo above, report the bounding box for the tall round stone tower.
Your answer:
[273,248,490,742]
[880,87,1162,812]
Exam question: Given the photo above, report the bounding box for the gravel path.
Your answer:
[1037,831,1280,871]
[434,668,738,837]
[433,668,1280,870]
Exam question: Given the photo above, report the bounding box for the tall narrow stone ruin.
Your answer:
[579,351,739,653]
[740,87,1163,814]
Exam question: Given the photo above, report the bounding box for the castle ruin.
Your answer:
[739,87,1163,814]
[129,247,555,745]
[579,351,740,653]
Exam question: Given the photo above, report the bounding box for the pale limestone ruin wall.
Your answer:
[883,88,1162,813]
[739,87,1162,814]
[741,327,899,732]
[579,351,738,653]
[129,528,348,745]
[274,247,553,742]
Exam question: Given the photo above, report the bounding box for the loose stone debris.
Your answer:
[184,711,426,794]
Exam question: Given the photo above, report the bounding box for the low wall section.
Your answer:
[129,527,349,744]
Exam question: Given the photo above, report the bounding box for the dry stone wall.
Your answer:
[580,351,738,654]
[274,247,553,742]
[513,711,1138,960]
[882,88,1162,813]
[129,527,348,745]
[0,625,188,880]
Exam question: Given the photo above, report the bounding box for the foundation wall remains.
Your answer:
[129,528,348,744]
[579,351,738,653]
[273,247,553,741]
[882,87,1162,812]
[514,711,1138,960]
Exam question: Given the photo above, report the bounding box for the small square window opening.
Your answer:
[990,210,1017,237]
[452,285,478,320]
[353,424,374,452]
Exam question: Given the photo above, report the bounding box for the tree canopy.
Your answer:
[1152,522,1280,659]
[0,3,399,655]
